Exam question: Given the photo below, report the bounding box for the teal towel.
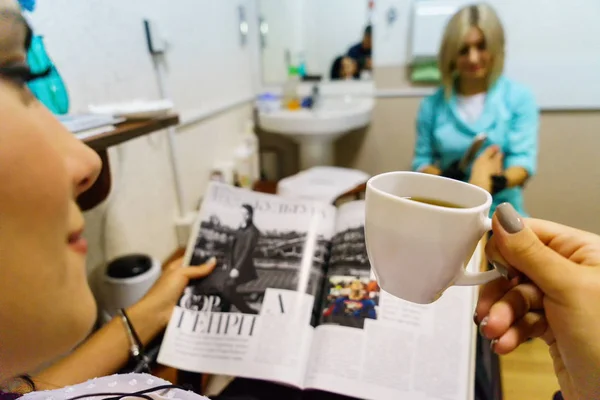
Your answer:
[410,61,441,83]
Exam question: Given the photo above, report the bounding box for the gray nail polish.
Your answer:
[496,203,524,234]
[479,316,488,336]
[491,260,517,280]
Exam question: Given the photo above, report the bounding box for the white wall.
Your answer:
[27,0,259,272]
[29,0,257,114]
[259,0,370,83]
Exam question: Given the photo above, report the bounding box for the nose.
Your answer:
[468,47,480,64]
[66,138,102,197]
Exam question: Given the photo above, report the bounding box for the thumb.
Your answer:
[480,144,500,158]
[492,150,504,162]
[491,151,504,174]
[181,257,217,280]
[492,203,571,293]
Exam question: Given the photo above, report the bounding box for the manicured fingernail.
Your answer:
[491,260,518,280]
[479,316,488,336]
[207,257,217,265]
[496,203,524,234]
[490,338,498,351]
[473,311,478,325]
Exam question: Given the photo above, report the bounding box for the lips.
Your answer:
[68,229,88,255]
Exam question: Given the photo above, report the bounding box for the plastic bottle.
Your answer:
[256,92,279,113]
[243,120,260,184]
[282,66,301,110]
[234,145,253,189]
[297,52,307,78]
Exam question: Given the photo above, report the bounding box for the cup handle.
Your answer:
[453,217,502,286]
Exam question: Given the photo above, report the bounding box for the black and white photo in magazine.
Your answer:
[182,204,260,314]
[329,224,369,270]
[181,184,334,315]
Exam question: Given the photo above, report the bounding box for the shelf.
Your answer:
[83,114,180,151]
[77,114,180,211]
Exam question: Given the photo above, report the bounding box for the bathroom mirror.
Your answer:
[258,0,373,85]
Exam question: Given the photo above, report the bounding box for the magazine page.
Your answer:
[158,182,337,388]
[304,200,478,400]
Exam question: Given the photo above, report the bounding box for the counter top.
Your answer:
[83,114,180,151]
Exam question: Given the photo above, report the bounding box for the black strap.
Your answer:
[441,159,467,181]
[120,308,143,349]
[118,309,153,374]
[491,174,508,195]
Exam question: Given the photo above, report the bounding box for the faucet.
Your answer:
[310,83,321,110]
[284,49,291,70]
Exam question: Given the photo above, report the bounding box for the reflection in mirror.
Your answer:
[258,0,373,85]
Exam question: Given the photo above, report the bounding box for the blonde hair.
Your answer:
[439,3,505,97]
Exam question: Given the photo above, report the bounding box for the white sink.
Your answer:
[259,96,373,169]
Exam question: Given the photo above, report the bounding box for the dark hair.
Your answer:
[241,204,254,221]
[364,25,372,37]
[330,56,344,80]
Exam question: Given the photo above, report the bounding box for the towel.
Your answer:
[410,60,441,83]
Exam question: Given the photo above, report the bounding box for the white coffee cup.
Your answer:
[365,171,502,304]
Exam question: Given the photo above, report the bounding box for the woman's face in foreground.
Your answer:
[0,3,102,383]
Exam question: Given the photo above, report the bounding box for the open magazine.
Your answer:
[158,182,479,400]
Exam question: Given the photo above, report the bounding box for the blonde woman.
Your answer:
[412,3,539,216]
